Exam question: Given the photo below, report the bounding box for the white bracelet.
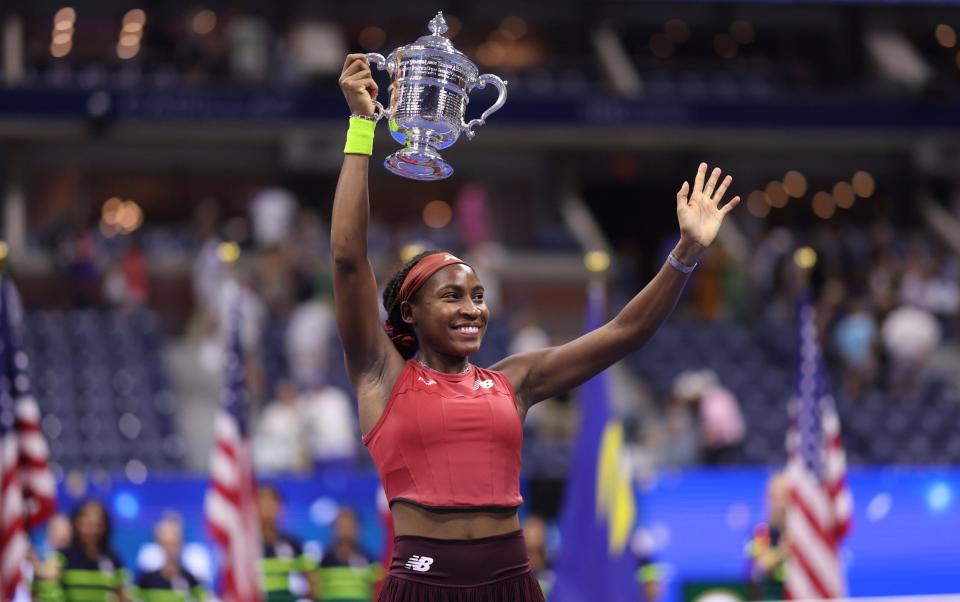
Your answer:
[667,252,697,274]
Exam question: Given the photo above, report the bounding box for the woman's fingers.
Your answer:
[340,55,369,79]
[677,181,690,208]
[342,53,367,72]
[712,175,733,206]
[693,162,707,197]
[703,167,721,199]
[720,196,741,215]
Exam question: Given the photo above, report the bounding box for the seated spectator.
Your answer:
[34,500,131,602]
[523,515,555,597]
[137,518,207,602]
[258,486,318,602]
[745,472,789,600]
[318,508,380,602]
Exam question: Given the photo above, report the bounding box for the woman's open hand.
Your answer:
[676,163,741,253]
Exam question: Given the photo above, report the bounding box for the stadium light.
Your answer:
[793,246,817,269]
[584,250,610,273]
[217,242,241,263]
[812,191,836,219]
[422,200,453,229]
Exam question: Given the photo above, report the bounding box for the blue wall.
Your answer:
[47,468,960,600]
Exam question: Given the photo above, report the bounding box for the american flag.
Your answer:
[1,278,56,600]
[2,280,57,529]
[784,295,853,600]
[204,288,263,602]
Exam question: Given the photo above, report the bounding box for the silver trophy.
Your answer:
[365,12,508,180]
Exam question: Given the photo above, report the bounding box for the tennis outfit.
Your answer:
[363,360,543,601]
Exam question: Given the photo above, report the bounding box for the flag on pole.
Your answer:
[2,279,57,529]
[205,285,263,602]
[784,294,853,600]
[0,281,29,601]
[550,281,639,602]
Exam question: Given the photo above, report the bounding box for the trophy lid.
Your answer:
[392,12,476,73]
[414,12,457,52]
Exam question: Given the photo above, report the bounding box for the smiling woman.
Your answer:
[330,51,738,602]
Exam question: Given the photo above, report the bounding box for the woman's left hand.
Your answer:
[676,162,740,251]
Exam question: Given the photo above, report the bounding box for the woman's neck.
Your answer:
[414,351,469,375]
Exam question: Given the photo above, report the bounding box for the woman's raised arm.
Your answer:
[330,54,403,405]
[493,163,741,409]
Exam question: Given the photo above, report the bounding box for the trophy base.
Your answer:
[384,145,453,181]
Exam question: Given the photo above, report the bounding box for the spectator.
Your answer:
[832,299,879,399]
[881,304,942,396]
[656,389,700,468]
[671,370,745,465]
[746,472,789,601]
[300,380,358,471]
[35,500,131,602]
[286,275,336,387]
[318,508,380,602]
[631,528,663,602]
[508,312,551,357]
[136,518,207,602]
[249,187,298,249]
[522,515,555,598]
[254,379,308,473]
[257,486,318,602]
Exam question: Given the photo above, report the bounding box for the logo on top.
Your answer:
[473,379,494,390]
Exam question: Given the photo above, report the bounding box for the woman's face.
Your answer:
[75,504,106,548]
[404,264,489,358]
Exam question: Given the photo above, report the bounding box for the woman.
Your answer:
[332,53,740,601]
[35,499,130,602]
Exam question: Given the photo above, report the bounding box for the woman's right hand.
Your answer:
[339,53,378,117]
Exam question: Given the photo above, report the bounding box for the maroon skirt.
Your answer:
[377,530,545,602]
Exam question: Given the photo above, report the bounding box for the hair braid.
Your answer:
[382,250,443,358]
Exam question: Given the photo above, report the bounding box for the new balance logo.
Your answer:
[404,555,434,572]
[418,376,437,386]
[473,379,494,390]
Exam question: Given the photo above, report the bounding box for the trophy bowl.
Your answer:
[365,12,508,181]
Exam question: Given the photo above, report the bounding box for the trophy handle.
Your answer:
[461,73,508,140]
[364,52,392,121]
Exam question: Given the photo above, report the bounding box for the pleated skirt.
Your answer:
[377,530,545,602]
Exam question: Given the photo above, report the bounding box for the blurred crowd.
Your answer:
[26,178,960,478]
[22,487,380,602]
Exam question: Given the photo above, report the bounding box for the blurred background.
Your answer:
[1,1,960,601]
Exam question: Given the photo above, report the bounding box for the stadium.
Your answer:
[1,1,959,601]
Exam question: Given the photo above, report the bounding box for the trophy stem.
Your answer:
[384,135,453,181]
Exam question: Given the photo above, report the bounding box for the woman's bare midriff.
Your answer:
[391,501,521,540]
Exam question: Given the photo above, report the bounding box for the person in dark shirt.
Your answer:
[258,485,318,602]
[318,507,380,602]
[35,499,131,602]
[136,518,207,602]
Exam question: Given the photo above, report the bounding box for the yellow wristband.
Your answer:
[344,117,376,155]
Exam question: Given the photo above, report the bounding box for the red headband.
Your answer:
[398,252,468,304]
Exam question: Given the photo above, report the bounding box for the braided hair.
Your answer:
[382,249,443,358]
